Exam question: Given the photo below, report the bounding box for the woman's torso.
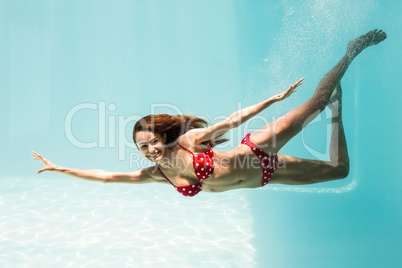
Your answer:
[155,142,264,193]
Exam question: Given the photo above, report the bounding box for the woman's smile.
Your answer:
[148,151,161,161]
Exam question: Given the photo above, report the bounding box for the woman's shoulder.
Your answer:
[176,133,194,147]
[176,137,212,154]
[128,166,163,182]
[142,166,166,178]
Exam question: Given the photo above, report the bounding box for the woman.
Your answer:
[32,29,387,197]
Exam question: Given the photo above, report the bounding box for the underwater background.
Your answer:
[1,0,401,267]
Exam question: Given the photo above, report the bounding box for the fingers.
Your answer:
[31,151,44,161]
[287,78,303,95]
[289,79,303,91]
[31,151,41,157]
[295,78,303,86]
[32,151,51,174]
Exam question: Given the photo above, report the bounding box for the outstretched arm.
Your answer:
[180,78,303,145]
[31,151,156,184]
[226,78,303,127]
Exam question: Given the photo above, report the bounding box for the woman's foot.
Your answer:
[347,29,387,57]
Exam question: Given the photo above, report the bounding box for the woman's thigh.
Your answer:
[269,154,344,185]
[250,97,325,154]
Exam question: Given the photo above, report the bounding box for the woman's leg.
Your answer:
[269,83,349,184]
[250,29,386,153]
[250,29,386,184]
[327,83,349,176]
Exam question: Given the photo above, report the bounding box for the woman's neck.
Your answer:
[155,146,176,169]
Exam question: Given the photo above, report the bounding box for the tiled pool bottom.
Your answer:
[0,177,255,267]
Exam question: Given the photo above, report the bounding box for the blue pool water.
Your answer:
[1,0,401,267]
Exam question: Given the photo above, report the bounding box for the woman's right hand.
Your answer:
[275,78,303,101]
[31,151,57,173]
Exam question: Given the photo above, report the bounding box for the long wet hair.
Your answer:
[132,114,228,148]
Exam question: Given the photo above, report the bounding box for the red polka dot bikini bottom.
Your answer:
[241,133,278,186]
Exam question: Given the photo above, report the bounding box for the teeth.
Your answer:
[149,152,159,158]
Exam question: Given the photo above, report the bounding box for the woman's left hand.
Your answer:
[275,78,303,101]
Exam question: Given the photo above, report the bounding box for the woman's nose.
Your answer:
[148,145,156,153]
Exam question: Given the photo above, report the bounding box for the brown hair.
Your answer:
[132,114,228,148]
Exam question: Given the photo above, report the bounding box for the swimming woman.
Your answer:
[32,29,387,197]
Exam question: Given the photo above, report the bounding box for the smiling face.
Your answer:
[135,131,167,163]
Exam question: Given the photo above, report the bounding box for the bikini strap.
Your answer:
[156,165,176,187]
[177,142,194,156]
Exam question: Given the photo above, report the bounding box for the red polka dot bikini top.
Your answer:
[156,143,214,197]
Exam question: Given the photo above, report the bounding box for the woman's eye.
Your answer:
[151,139,157,145]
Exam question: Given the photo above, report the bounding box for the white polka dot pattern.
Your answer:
[193,148,214,182]
[162,145,215,197]
[174,184,203,197]
[161,135,277,197]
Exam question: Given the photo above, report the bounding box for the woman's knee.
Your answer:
[336,163,350,179]
[312,89,331,107]
[329,162,350,179]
